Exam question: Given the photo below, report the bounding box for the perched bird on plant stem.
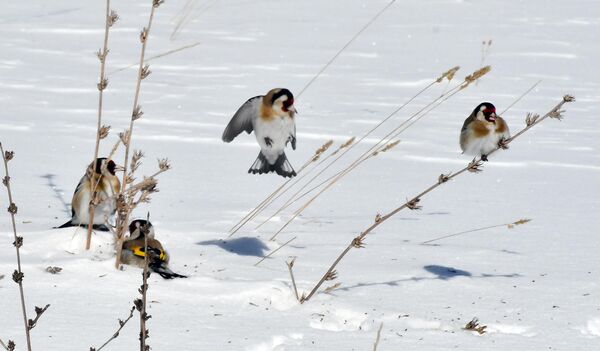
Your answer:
[460,102,510,161]
[121,219,187,279]
[58,158,120,231]
[222,88,298,178]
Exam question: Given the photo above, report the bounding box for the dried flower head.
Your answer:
[508,218,532,229]
[4,150,14,161]
[141,64,152,80]
[158,158,171,171]
[352,236,365,249]
[97,78,108,91]
[436,66,460,83]
[438,173,451,184]
[108,10,119,27]
[467,158,483,173]
[325,270,338,281]
[2,175,10,187]
[461,65,492,89]
[406,197,421,210]
[98,125,111,139]
[120,130,131,145]
[525,112,540,126]
[153,0,165,8]
[132,105,144,120]
[563,94,575,102]
[8,203,18,214]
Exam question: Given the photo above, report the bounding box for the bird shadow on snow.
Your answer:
[332,265,520,292]
[41,174,71,215]
[197,237,269,257]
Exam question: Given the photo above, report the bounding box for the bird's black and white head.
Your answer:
[94,158,117,176]
[128,219,155,239]
[473,102,497,123]
[268,88,297,118]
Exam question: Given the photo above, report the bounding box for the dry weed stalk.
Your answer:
[0,338,13,351]
[254,236,297,266]
[263,66,465,236]
[90,306,136,351]
[297,0,397,98]
[134,218,153,351]
[421,218,532,244]
[228,140,334,237]
[292,95,574,303]
[1,144,50,351]
[464,317,487,334]
[373,322,384,351]
[114,157,171,269]
[251,138,353,232]
[86,0,120,250]
[115,0,166,269]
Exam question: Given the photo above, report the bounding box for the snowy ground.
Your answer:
[1,0,600,350]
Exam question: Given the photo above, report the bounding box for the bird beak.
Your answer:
[290,106,298,115]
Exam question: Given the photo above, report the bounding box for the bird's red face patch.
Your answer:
[282,98,294,112]
[482,105,496,123]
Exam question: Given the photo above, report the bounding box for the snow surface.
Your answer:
[1,0,599,350]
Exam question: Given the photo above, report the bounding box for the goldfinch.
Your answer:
[58,158,120,231]
[121,219,187,279]
[222,88,298,178]
[460,102,510,161]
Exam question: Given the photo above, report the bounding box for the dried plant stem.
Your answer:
[0,338,8,350]
[499,80,542,116]
[286,259,300,301]
[421,218,532,244]
[92,306,136,351]
[116,0,163,269]
[373,322,384,351]
[227,140,333,237]
[297,0,396,98]
[254,236,297,266]
[298,95,574,303]
[1,143,32,351]
[139,231,151,351]
[252,138,355,231]
[87,0,118,250]
[262,67,464,233]
[110,42,201,75]
[270,67,486,240]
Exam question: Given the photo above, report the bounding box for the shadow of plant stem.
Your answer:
[290,95,575,304]
[1,144,51,351]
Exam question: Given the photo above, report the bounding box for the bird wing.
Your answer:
[221,96,262,142]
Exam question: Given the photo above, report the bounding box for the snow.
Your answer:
[1,0,600,350]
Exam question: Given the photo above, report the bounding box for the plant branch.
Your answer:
[298,95,574,303]
[87,0,119,250]
[254,236,297,266]
[1,143,32,351]
[91,305,136,351]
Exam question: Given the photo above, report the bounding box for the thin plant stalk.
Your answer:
[227,140,333,236]
[304,79,543,209]
[261,67,463,232]
[297,0,396,98]
[254,236,297,266]
[139,233,150,351]
[116,0,163,269]
[91,306,136,351]
[296,95,574,303]
[270,67,487,240]
[421,218,532,245]
[252,138,355,231]
[87,0,118,250]
[1,144,32,351]
[373,322,384,351]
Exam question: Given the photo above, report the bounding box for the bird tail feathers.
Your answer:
[248,152,296,178]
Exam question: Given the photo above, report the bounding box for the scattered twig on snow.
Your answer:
[464,317,487,334]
